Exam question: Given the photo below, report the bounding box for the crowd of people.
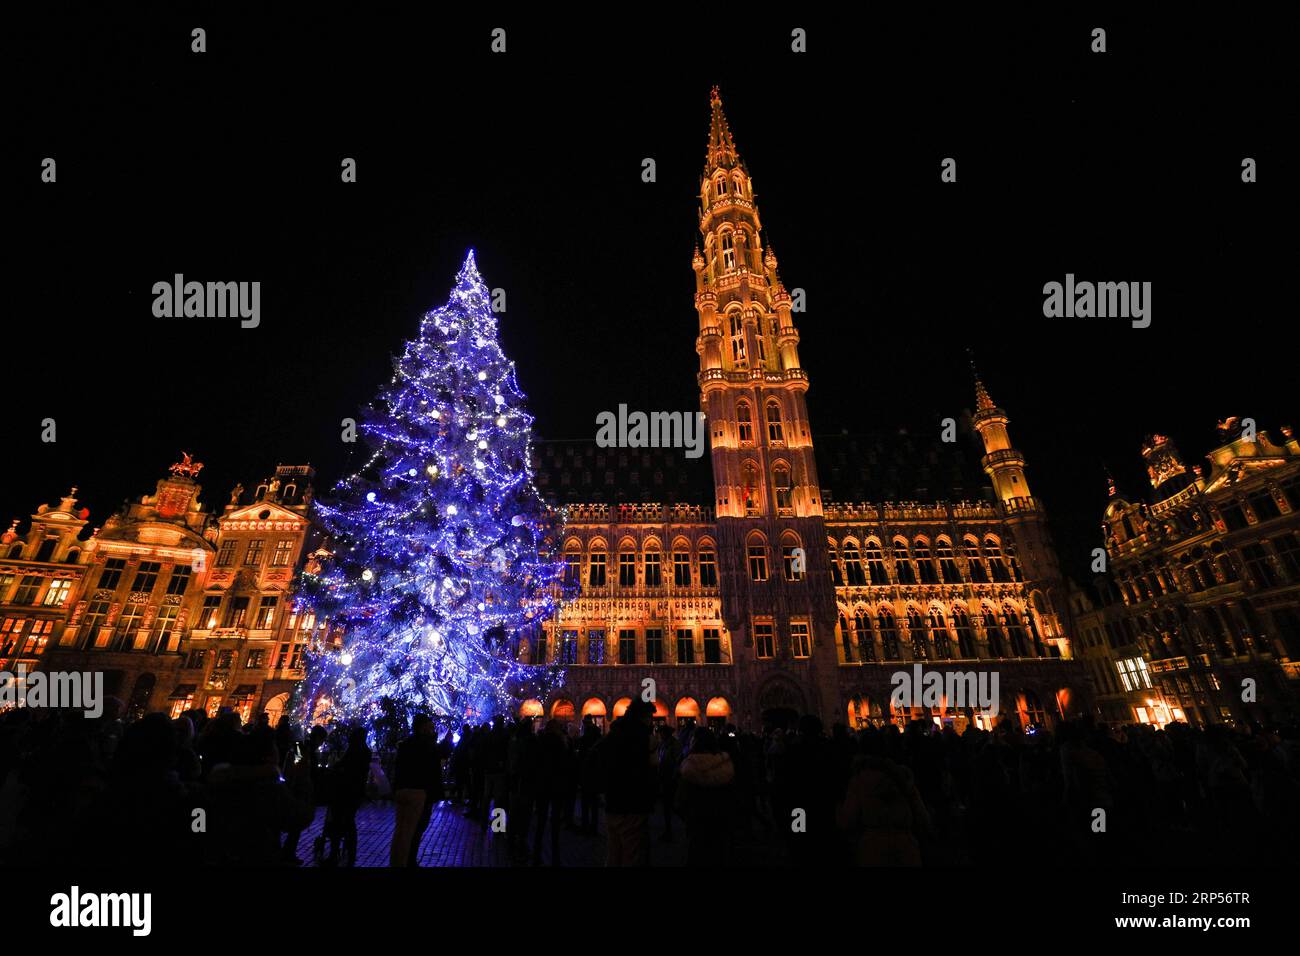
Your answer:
[0,695,1296,867]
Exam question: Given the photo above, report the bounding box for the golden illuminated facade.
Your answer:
[182,465,322,723]
[38,463,219,719]
[1087,422,1300,726]
[11,462,332,724]
[0,491,93,681]
[530,90,1087,732]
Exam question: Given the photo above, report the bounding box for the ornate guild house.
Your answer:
[524,90,1088,732]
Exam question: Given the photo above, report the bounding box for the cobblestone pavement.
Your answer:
[294,799,783,867]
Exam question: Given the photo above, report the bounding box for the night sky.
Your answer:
[10,10,1291,585]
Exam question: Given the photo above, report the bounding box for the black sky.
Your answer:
[9,9,1293,584]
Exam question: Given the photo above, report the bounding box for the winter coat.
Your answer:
[675,752,735,831]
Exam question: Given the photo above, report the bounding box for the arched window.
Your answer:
[765,401,784,443]
[953,606,975,658]
[35,539,57,563]
[985,536,1010,582]
[618,542,637,588]
[698,540,718,587]
[854,609,875,661]
[736,401,753,443]
[563,542,581,587]
[828,541,844,585]
[721,231,736,270]
[588,544,607,587]
[842,543,866,585]
[936,538,959,582]
[1005,604,1030,656]
[729,312,746,364]
[742,461,761,516]
[773,464,793,514]
[747,532,768,582]
[929,606,952,659]
[879,608,900,660]
[964,536,987,582]
[672,539,691,588]
[715,175,727,197]
[914,538,937,584]
[907,607,929,659]
[984,604,1007,657]
[839,613,854,663]
[893,539,916,584]
[643,542,662,588]
[864,540,888,584]
[781,531,804,581]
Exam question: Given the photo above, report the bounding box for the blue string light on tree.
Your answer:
[298,251,573,733]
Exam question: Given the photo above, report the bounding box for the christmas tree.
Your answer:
[301,251,569,731]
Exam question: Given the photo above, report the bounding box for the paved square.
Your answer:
[294,799,780,867]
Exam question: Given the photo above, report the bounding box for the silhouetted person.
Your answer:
[576,716,603,835]
[205,727,312,866]
[837,755,932,865]
[600,700,658,866]
[773,714,841,865]
[390,713,440,866]
[324,726,371,866]
[675,727,735,865]
[534,719,577,865]
[656,723,682,843]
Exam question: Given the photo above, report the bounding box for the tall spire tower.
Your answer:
[970,365,1072,651]
[694,88,839,723]
[694,87,816,521]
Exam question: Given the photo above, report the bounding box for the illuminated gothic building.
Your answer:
[16,461,333,723]
[0,490,93,681]
[37,460,219,719]
[180,465,324,724]
[526,90,1087,732]
[1085,421,1300,726]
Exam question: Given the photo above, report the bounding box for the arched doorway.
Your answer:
[264,692,290,728]
[519,699,544,720]
[758,677,806,729]
[1055,686,1074,719]
[675,697,700,729]
[846,695,881,729]
[651,698,669,728]
[611,697,632,720]
[550,699,576,723]
[126,672,156,721]
[581,697,607,729]
[705,696,731,730]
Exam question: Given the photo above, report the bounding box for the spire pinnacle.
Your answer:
[968,350,996,411]
[705,86,740,173]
